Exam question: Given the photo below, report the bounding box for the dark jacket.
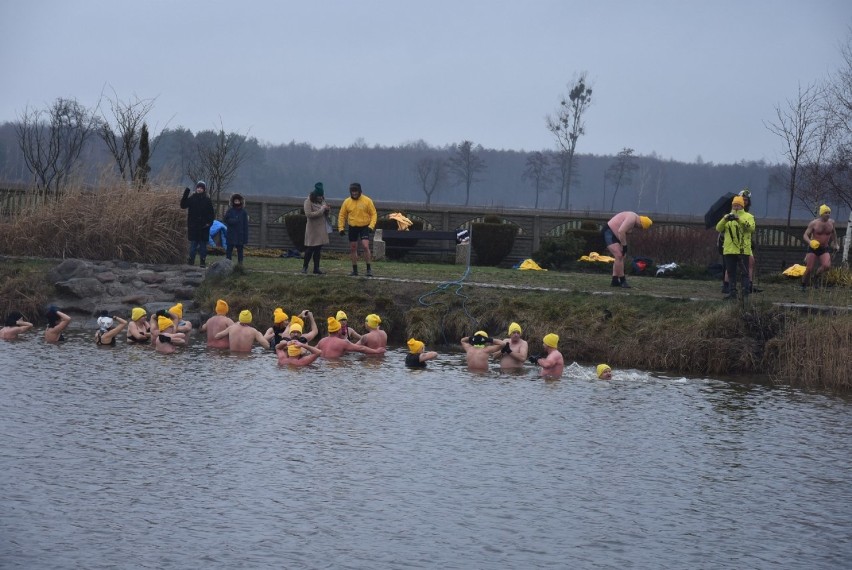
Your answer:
[223,194,249,246]
[180,188,216,242]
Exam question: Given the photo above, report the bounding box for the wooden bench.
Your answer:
[373,229,470,264]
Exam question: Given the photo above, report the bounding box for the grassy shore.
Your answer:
[190,252,850,392]
[2,251,849,393]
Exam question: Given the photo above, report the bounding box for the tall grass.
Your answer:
[0,180,185,263]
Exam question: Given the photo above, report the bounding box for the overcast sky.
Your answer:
[2,0,851,165]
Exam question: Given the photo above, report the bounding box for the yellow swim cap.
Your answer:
[273,308,288,324]
[407,338,425,354]
[239,310,252,324]
[287,343,302,357]
[169,303,183,319]
[215,299,229,315]
[289,322,303,334]
[157,316,174,331]
[508,322,522,335]
[327,317,341,333]
[639,216,653,230]
[131,307,146,321]
[365,314,381,329]
[290,316,304,329]
[819,204,831,216]
[543,333,559,348]
[810,239,821,250]
[336,310,348,321]
[596,364,612,379]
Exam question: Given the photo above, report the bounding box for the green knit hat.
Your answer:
[314,182,324,196]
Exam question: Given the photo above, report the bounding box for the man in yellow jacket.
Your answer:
[338,182,378,276]
[715,195,756,300]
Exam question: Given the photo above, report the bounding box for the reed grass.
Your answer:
[0,179,185,263]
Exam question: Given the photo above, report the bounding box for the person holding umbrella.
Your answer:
[716,195,755,300]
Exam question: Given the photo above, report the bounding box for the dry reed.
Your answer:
[0,181,186,264]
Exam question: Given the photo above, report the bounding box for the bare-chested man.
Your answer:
[603,211,653,288]
[1,311,33,340]
[801,204,840,290]
[317,317,385,358]
[357,313,387,350]
[201,299,234,348]
[215,310,270,353]
[495,322,529,371]
[461,331,506,372]
[530,333,565,380]
[44,306,72,343]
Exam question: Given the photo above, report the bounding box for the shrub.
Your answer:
[284,214,307,251]
[532,233,587,270]
[472,219,516,266]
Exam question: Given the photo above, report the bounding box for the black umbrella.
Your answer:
[704,193,737,229]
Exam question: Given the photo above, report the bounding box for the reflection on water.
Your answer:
[2,331,850,569]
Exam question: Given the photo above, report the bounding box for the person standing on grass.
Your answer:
[303,182,331,274]
[801,204,840,290]
[181,181,216,268]
[338,182,377,277]
[223,193,249,265]
[716,195,755,300]
[603,211,653,288]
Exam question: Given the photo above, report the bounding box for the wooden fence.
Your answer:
[1,186,846,275]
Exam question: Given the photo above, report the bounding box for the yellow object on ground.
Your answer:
[579,252,615,263]
[517,259,546,271]
[388,212,413,230]
[783,264,806,277]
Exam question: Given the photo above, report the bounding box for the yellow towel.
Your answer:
[783,264,806,277]
[518,259,546,271]
[388,212,413,231]
[579,252,615,263]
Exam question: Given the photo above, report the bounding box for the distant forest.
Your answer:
[0,122,813,220]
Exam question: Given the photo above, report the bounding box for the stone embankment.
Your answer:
[46,258,234,328]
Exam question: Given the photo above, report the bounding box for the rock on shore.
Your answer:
[46,258,234,328]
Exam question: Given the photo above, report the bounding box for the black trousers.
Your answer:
[723,254,750,293]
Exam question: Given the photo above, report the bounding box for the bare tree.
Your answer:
[97,92,157,183]
[15,97,97,199]
[447,140,486,206]
[414,156,447,205]
[605,147,639,210]
[188,124,251,206]
[765,81,825,262]
[824,30,852,265]
[521,151,553,209]
[546,72,593,209]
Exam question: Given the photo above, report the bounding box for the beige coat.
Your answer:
[304,196,330,247]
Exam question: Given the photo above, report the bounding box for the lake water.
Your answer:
[1,331,850,569]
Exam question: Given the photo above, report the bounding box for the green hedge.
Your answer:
[472,217,516,266]
[284,214,307,251]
